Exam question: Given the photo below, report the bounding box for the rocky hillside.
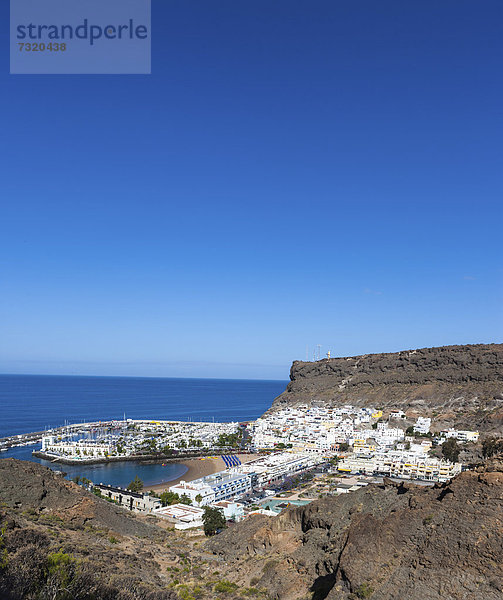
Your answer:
[207,460,503,600]
[0,458,182,600]
[1,456,503,600]
[268,344,503,433]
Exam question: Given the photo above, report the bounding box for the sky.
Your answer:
[0,0,502,380]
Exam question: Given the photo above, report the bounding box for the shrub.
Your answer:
[244,587,261,596]
[482,437,503,458]
[177,584,195,600]
[0,525,8,570]
[214,580,238,594]
[355,582,374,599]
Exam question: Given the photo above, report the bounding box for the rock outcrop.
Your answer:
[268,344,503,432]
[207,461,503,600]
[0,459,179,600]
[2,452,503,600]
[0,458,157,537]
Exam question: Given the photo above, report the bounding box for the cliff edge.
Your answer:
[268,343,503,433]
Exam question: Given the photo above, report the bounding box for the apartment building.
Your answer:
[169,471,252,506]
[94,484,161,513]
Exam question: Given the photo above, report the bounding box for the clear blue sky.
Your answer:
[1,0,502,379]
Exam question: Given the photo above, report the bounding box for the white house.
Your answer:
[210,500,245,521]
[413,417,431,435]
[154,503,205,529]
[442,429,479,443]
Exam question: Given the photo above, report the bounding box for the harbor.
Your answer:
[0,421,103,451]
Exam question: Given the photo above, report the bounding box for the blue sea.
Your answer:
[0,374,286,488]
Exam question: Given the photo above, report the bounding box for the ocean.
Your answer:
[0,374,287,488]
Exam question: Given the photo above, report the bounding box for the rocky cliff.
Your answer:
[0,459,180,600]
[207,460,503,600]
[268,344,503,433]
[2,455,503,600]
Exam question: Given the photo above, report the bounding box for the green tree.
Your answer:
[127,475,144,492]
[441,438,460,462]
[482,437,503,458]
[405,426,415,435]
[217,432,241,447]
[195,494,203,505]
[159,491,180,506]
[202,506,227,536]
[146,439,158,453]
[179,494,192,505]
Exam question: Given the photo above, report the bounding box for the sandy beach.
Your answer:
[147,454,260,492]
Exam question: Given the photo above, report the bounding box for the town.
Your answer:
[30,404,481,530]
[37,418,242,460]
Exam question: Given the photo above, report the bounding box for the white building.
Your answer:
[413,417,431,435]
[94,484,161,513]
[388,410,406,420]
[235,452,319,487]
[169,471,252,506]
[154,503,205,529]
[211,500,245,522]
[337,452,461,483]
[41,437,113,458]
[442,429,479,443]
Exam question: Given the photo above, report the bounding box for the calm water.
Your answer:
[0,374,287,487]
[3,444,190,488]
